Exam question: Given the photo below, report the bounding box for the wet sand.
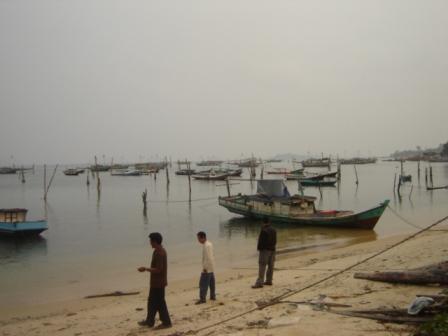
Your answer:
[1,220,448,336]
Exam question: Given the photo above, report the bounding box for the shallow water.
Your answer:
[1,161,447,307]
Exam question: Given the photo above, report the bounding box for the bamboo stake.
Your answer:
[187,161,192,202]
[354,165,359,185]
[429,166,434,187]
[165,159,170,185]
[43,164,47,200]
[142,188,148,210]
[94,156,100,192]
[21,165,25,183]
[44,165,58,201]
[225,177,231,197]
[393,173,397,194]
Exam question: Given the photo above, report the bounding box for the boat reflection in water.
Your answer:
[0,235,47,265]
[219,216,378,256]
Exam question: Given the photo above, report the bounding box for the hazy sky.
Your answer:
[1,0,447,165]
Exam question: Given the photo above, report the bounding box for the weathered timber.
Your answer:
[354,261,448,285]
[333,310,432,324]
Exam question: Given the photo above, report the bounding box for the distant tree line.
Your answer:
[391,142,448,159]
[442,141,448,157]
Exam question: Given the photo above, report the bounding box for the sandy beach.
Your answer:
[1,220,447,336]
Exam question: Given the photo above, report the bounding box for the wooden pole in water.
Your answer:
[187,161,192,202]
[86,173,90,186]
[94,156,101,192]
[429,166,434,188]
[354,165,359,185]
[417,161,420,179]
[43,164,47,200]
[165,158,170,185]
[21,166,25,183]
[225,177,231,197]
[337,161,341,181]
[425,167,428,188]
[142,188,148,210]
[393,173,397,194]
[397,175,402,198]
[260,165,264,180]
[44,165,59,201]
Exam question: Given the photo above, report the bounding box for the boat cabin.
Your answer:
[0,208,28,223]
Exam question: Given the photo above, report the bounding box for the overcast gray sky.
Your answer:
[1,0,447,165]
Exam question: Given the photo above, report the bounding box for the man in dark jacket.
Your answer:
[138,232,172,329]
[252,217,277,288]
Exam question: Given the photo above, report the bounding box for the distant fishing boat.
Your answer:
[0,209,47,236]
[90,164,111,172]
[219,180,389,229]
[266,168,291,175]
[192,170,228,181]
[226,168,243,177]
[175,169,196,176]
[110,168,142,176]
[0,167,18,174]
[63,168,85,176]
[196,160,223,167]
[340,158,377,165]
[301,158,331,168]
[299,179,337,187]
[287,171,337,181]
[238,159,259,168]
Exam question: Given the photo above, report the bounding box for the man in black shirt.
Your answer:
[137,232,172,329]
[252,217,277,288]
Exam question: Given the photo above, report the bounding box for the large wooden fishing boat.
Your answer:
[0,209,47,236]
[218,180,389,229]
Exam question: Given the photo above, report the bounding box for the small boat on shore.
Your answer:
[219,180,389,229]
[0,209,47,236]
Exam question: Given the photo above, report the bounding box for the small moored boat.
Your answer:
[299,179,337,187]
[218,180,389,230]
[0,209,47,236]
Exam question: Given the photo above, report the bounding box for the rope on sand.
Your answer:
[189,213,448,335]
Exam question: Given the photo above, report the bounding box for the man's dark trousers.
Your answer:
[199,272,216,301]
[146,287,171,326]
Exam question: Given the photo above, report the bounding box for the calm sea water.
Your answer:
[1,161,448,308]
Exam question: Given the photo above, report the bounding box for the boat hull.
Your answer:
[0,220,48,236]
[219,198,389,230]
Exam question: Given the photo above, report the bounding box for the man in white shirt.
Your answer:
[196,231,216,304]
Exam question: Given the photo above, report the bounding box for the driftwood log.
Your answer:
[354,261,448,285]
[333,310,432,324]
[84,291,140,299]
